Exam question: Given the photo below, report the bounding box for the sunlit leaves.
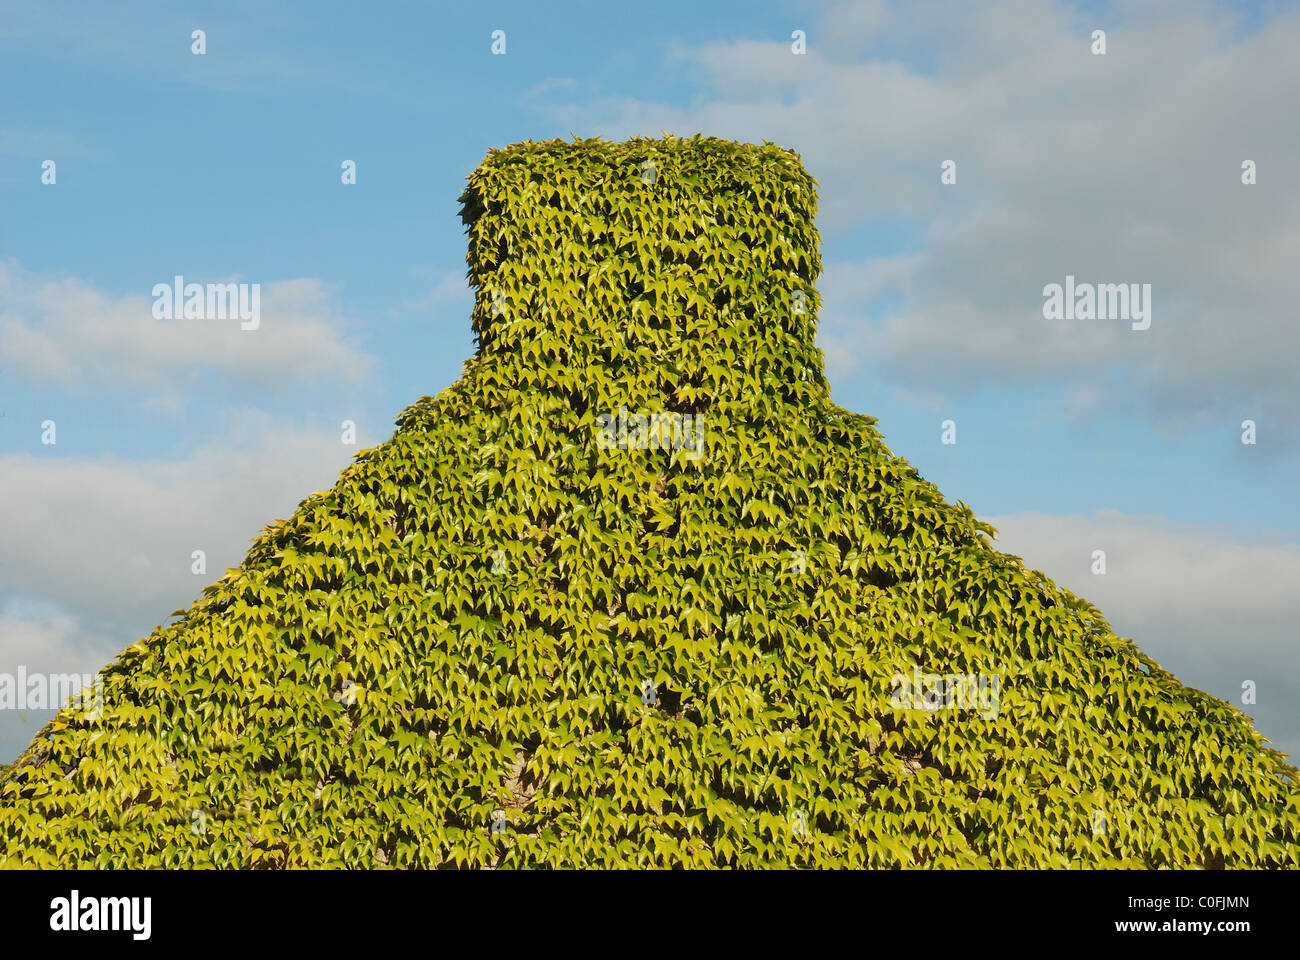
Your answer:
[1,135,1297,870]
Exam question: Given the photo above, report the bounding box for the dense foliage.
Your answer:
[2,135,1296,868]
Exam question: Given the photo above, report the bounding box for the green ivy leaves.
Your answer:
[1,135,1297,870]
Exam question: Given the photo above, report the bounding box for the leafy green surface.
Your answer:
[2,135,1297,868]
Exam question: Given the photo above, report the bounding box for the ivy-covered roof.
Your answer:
[2,134,1296,868]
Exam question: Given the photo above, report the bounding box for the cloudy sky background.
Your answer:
[1,0,1297,761]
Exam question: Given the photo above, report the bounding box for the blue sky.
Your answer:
[2,0,1298,761]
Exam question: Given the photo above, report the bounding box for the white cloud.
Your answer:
[0,0,383,97]
[0,612,112,684]
[0,261,375,400]
[0,409,370,631]
[0,613,119,762]
[987,509,1300,759]
[0,127,102,161]
[526,77,579,100]
[388,269,474,317]
[531,0,1300,444]
[0,406,382,763]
